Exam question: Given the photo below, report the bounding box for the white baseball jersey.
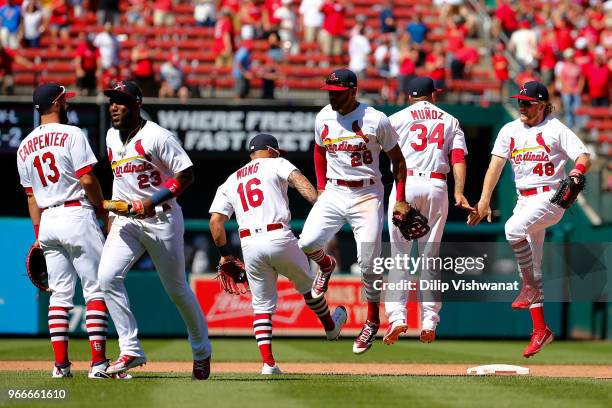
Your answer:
[492,116,588,189]
[17,123,97,208]
[315,103,398,181]
[209,157,297,230]
[389,101,467,174]
[106,120,193,203]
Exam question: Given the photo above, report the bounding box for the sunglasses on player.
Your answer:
[518,99,540,108]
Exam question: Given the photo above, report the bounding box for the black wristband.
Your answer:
[216,244,231,257]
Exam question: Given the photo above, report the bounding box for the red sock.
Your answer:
[253,313,275,366]
[305,249,333,271]
[86,299,108,364]
[48,306,70,365]
[530,305,546,330]
[367,302,380,325]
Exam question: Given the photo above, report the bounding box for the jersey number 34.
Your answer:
[410,123,444,151]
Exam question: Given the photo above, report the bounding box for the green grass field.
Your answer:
[0,339,611,408]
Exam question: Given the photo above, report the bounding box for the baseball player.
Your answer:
[16,83,128,379]
[468,81,591,357]
[97,81,212,379]
[298,68,408,354]
[383,77,473,346]
[209,133,348,375]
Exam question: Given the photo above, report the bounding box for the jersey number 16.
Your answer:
[238,178,264,211]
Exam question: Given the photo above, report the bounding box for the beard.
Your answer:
[59,106,69,124]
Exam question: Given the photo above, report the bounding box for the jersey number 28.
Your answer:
[238,178,264,211]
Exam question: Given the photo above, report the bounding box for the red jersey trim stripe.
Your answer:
[75,164,93,178]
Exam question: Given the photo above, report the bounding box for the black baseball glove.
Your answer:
[26,244,50,291]
[550,174,585,209]
[216,255,249,295]
[392,202,431,240]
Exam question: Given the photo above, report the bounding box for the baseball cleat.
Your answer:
[523,327,554,358]
[420,329,436,344]
[51,362,72,378]
[89,360,132,379]
[325,306,348,340]
[353,320,379,354]
[383,320,408,345]
[310,256,337,299]
[192,357,211,380]
[105,355,147,374]
[512,285,543,309]
[261,363,282,375]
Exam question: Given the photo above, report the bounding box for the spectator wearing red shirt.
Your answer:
[450,45,478,80]
[0,41,32,94]
[320,0,346,65]
[48,0,71,46]
[153,0,175,27]
[491,42,509,98]
[263,0,282,34]
[425,41,446,90]
[240,0,264,40]
[213,8,235,68]
[583,47,610,107]
[446,16,467,57]
[494,0,518,37]
[554,17,574,52]
[397,43,416,105]
[75,33,100,96]
[556,48,584,129]
[131,40,156,97]
[538,30,557,87]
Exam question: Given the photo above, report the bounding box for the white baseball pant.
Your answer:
[39,204,105,307]
[242,228,314,314]
[98,206,211,360]
[385,177,448,330]
[298,183,384,302]
[505,191,565,283]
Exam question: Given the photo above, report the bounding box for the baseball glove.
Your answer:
[392,202,431,241]
[26,244,50,291]
[550,174,586,209]
[216,256,249,295]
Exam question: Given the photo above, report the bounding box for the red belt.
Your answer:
[328,178,375,187]
[407,169,447,180]
[43,200,81,211]
[519,186,551,196]
[239,223,284,238]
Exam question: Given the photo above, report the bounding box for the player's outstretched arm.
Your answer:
[386,145,409,215]
[452,162,474,212]
[132,166,195,217]
[210,212,231,260]
[288,169,318,204]
[467,155,506,226]
[570,153,591,177]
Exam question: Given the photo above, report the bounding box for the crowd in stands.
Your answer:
[0,0,609,113]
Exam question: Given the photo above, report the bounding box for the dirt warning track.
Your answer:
[1,361,611,379]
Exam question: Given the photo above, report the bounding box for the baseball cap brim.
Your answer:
[103,89,139,102]
[321,84,352,91]
[509,94,539,101]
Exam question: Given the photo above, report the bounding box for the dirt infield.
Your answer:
[1,361,610,379]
